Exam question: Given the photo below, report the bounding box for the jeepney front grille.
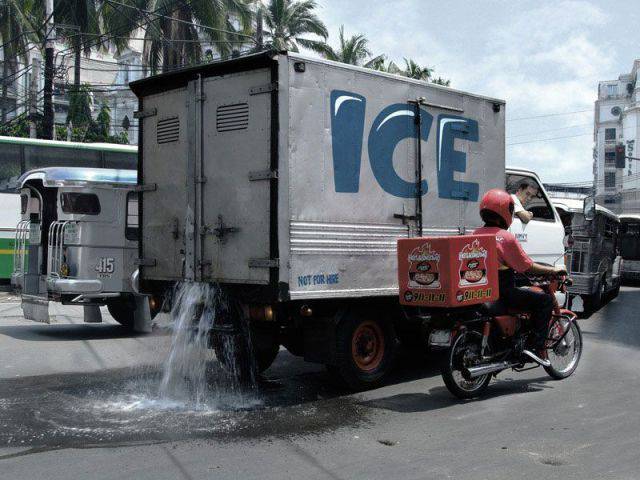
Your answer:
[216,103,249,132]
[13,220,30,274]
[156,116,180,144]
[47,221,69,277]
[569,240,589,273]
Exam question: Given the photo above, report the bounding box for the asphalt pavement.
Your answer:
[1,288,640,479]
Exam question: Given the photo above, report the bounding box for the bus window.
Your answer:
[620,222,640,260]
[0,144,22,193]
[61,193,101,215]
[25,145,101,170]
[125,191,139,241]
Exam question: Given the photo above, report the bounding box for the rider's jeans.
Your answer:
[498,270,554,349]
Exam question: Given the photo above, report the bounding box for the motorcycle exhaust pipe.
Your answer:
[464,361,515,378]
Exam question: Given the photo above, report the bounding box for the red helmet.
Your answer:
[479,189,514,228]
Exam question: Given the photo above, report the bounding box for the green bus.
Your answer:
[0,136,137,282]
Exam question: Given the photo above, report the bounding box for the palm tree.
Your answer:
[261,0,327,53]
[370,58,400,75]
[431,76,451,86]
[315,25,384,68]
[54,0,101,90]
[0,0,43,122]
[401,58,433,81]
[102,0,255,74]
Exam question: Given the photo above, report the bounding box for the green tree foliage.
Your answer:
[101,0,255,74]
[261,0,327,53]
[314,25,384,68]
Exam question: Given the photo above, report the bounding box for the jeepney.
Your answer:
[553,197,621,312]
[619,214,640,281]
[11,167,156,331]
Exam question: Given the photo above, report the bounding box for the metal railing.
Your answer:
[47,221,69,278]
[13,220,30,275]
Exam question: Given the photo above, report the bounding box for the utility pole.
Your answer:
[42,0,55,139]
[256,7,264,51]
[29,58,41,138]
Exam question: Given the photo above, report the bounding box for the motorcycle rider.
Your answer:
[474,189,567,363]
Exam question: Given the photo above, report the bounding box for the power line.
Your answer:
[506,123,593,139]
[507,109,592,122]
[506,132,591,146]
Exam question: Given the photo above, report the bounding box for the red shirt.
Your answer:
[473,226,534,274]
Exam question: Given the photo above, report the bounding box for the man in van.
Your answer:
[511,178,538,224]
[474,189,567,363]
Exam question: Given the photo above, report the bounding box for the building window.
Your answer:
[605,128,616,141]
[607,84,618,97]
[605,172,616,188]
[605,150,616,166]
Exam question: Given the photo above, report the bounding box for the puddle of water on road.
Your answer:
[72,282,262,433]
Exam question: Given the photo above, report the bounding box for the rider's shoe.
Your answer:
[522,349,551,367]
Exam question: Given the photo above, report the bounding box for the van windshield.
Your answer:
[61,193,101,215]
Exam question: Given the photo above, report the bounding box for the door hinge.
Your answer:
[196,93,207,102]
[134,183,157,192]
[249,169,278,181]
[135,258,156,267]
[250,82,278,95]
[133,107,157,119]
[249,258,279,268]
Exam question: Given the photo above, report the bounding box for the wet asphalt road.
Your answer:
[1,288,640,479]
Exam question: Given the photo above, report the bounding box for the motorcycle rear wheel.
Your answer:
[544,317,582,380]
[441,331,492,399]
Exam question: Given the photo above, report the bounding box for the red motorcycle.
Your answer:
[433,275,582,399]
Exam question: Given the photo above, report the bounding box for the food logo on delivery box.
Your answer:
[407,243,441,289]
[458,239,488,287]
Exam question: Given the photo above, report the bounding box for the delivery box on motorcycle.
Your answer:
[398,234,499,308]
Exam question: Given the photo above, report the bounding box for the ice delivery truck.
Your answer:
[130,51,564,390]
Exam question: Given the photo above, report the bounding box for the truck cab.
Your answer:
[505,168,566,269]
[12,167,155,331]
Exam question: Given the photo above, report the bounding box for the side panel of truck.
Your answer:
[285,56,505,299]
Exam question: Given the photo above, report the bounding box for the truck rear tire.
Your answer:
[328,310,397,391]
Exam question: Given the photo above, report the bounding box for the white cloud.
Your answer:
[315,0,624,182]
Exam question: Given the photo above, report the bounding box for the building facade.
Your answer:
[1,43,142,145]
[594,59,640,212]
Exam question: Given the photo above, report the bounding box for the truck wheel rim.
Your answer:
[351,320,385,372]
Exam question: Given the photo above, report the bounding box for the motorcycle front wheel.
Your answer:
[544,316,583,380]
[441,331,492,399]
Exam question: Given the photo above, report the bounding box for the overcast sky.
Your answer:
[314,0,640,184]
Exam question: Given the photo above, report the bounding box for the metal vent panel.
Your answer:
[217,103,249,132]
[290,220,409,256]
[156,116,180,144]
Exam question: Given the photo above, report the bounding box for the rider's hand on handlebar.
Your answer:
[553,266,568,277]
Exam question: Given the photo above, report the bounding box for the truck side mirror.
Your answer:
[583,196,596,222]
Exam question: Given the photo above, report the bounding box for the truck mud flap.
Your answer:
[21,294,50,324]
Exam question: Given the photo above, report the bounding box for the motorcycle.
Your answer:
[431,275,582,399]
